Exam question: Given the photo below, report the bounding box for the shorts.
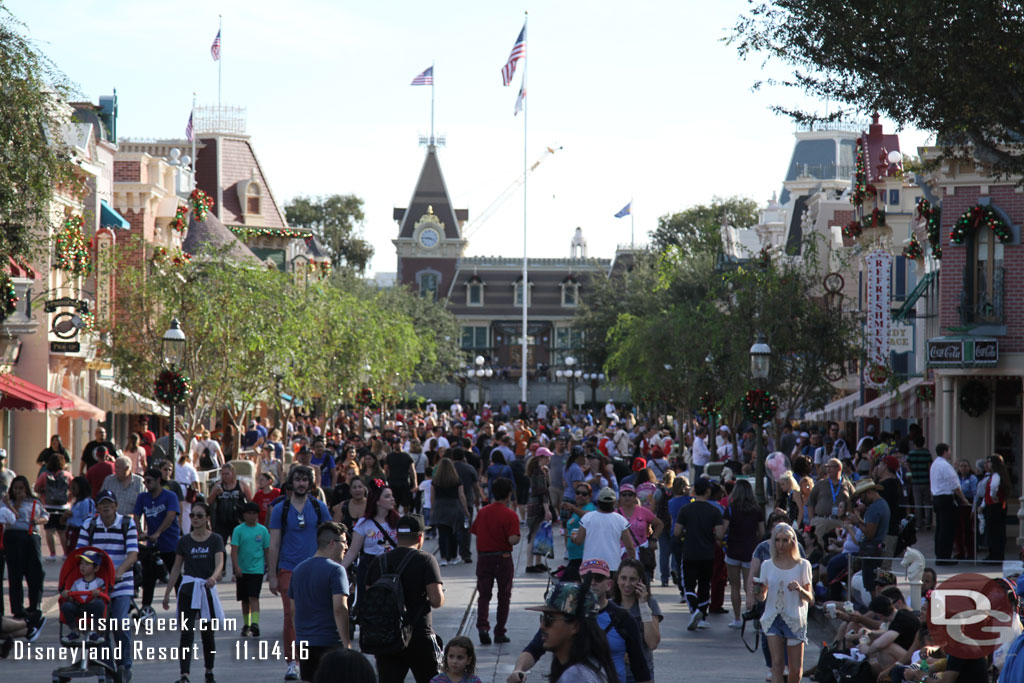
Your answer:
[236,573,264,601]
[44,509,66,530]
[724,556,751,569]
[765,614,805,646]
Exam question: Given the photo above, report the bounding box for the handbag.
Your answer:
[532,521,554,556]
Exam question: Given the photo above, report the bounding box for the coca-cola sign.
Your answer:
[928,339,963,366]
[973,339,999,365]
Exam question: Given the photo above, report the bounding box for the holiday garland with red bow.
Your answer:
[169,205,188,232]
[842,221,863,239]
[916,199,942,259]
[190,189,215,222]
[902,234,924,260]
[55,215,91,276]
[851,137,876,208]
[155,368,192,405]
[950,204,1012,245]
[0,273,18,319]
[743,389,777,424]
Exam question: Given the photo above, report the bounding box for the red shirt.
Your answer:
[86,461,115,499]
[253,487,281,525]
[471,501,520,553]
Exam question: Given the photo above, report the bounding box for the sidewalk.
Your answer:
[0,523,1011,681]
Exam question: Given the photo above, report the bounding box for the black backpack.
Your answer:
[358,550,420,655]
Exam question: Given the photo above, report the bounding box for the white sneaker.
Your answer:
[698,620,710,629]
[728,620,742,629]
[687,609,702,631]
[285,662,299,680]
[440,559,448,567]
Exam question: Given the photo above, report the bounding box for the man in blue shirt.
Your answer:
[268,466,332,681]
[289,521,350,682]
[132,468,180,619]
[849,478,890,595]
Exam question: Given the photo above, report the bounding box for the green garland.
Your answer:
[359,387,375,405]
[155,368,192,406]
[743,389,777,424]
[190,189,215,222]
[851,137,876,208]
[842,220,862,239]
[861,207,886,229]
[151,246,192,267]
[915,383,935,402]
[902,234,924,260]
[55,216,91,276]
[959,380,990,417]
[229,226,311,240]
[950,204,1012,245]
[169,205,188,232]
[0,273,18,319]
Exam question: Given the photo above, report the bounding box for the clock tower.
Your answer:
[393,144,467,300]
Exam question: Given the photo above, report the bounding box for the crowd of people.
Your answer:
[0,402,1019,682]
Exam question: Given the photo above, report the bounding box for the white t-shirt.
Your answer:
[175,462,198,488]
[758,558,813,641]
[418,480,432,509]
[536,403,549,420]
[580,510,630,572]
[353,517,396,557]
[691,437,711,466]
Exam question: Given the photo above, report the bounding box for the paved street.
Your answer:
[3,523,1007,682]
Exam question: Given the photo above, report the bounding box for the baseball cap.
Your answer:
[535,447,553,458]
[396,514,426,535]
[0,448,6,460]
[262,443,274,450]
[882,455,900,473]
[242,502,260,514]
[631,458,647,472]
[79,550,102,566]
[619,483,637,494]
[580,558,611,577]
[525,581,599,618]
[95,490,117,504]
[596,487,616,504]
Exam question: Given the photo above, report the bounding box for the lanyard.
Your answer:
[828,478,840,503]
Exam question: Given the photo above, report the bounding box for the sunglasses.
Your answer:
[575,490,590,496]
[620,492,636,497]
[539,613,572,627]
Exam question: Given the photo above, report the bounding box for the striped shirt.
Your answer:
[77,513,139,598]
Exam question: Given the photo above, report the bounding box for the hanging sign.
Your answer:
[864,250,892,387]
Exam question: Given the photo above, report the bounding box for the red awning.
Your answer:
[60,388,107,421]
[0,374,74,412]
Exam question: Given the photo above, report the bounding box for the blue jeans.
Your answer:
[110,594,133,670]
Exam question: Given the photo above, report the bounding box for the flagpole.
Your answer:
[631,195,635,248]
[430,60,435,145]
[191,93,197,190]
[217,15,222,110]
[520,11,529,406]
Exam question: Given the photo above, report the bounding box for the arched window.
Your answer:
[418,270,440,301]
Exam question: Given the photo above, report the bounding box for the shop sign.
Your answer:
[50,341,81,353]
[972,339,999,366]
[44,298,89,313]
[927,339,963,366]
[890,323,913,353]
[865,250,892,386]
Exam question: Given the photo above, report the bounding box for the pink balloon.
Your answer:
[765,451,788,481]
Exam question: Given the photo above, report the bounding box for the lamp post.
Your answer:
[162,318,186,461]
[565,356,577,410]
[750,332,772,507]
[582,372,606,410]
[473,355,493,413]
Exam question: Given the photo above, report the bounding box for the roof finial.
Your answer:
[427,205,435,215]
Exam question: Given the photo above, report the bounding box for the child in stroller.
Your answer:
[59,550,108,645]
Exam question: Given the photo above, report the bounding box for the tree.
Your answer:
[0,7,73,260]
[374,284,464,384]
[729,1,1024,176]
[649,196,759,256]
[285,194,373,275]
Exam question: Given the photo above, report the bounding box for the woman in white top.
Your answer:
[756,523,813,683]
[176,453,200,534]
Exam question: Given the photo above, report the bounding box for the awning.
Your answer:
[280,392,304,407]
[0,374,74,412]
[60,388,107,421]
[100,200,130,229]
[854,377,933,420]
[95,378,168,416]
[893,272,936,323]
[803,391,861,422]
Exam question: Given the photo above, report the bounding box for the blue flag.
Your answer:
[614,202,631,218]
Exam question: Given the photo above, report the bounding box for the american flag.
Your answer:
[211,29,221,61]
[410,66,433,86]
[185,112,193,142]
[501,24,526,86]
[514,85,526,116]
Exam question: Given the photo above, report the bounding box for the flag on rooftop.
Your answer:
[411,66,433,85]
[614,202,631,218]
[514,85,526,116]
[211,29,221,61]
[185,112,193,142]
[501,24,526,86]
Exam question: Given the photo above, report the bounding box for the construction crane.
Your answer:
[461,145,563,241]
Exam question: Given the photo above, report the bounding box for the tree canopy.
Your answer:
[729,1,1024,175]
[0,7,73,260]
[285,194,373,275]
[649,196,759,256]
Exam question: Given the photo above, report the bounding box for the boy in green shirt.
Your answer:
[232,501,271,636]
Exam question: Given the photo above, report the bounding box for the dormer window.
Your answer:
[247,182,261,215]
[466,276,484,306]
[514,279,532,307]
[561,277,580,307]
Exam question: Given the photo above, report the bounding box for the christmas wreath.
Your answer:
[950,205,1012,245]
[359,387,375,405]
[55,215,91,276]
[902,235,924,260]
[867,363,890,386]
[959,380,991,418]
[842,221,863,240]
[915,383,935,402]
[861,207,886,229]
[743,389,777,424]
[699,391,719,417]
[189,189,215,222]
[0,273,18,320]
[169,205,188,232]
[154,368,192,406]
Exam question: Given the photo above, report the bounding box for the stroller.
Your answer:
[52,546,123,683]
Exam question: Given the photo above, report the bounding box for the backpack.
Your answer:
[84,514,140,587]
[276,496,324,539]
[654,485,672,528]
[358,549,420,655]
[45,472,69,506]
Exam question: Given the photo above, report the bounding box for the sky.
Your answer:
[9,0,930,275]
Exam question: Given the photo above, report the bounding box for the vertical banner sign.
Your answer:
[94,228,115,326]
[865,249,893,388]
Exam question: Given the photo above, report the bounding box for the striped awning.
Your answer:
[854,377,933,420]
[804,391,861,423]
[95,378,168,416]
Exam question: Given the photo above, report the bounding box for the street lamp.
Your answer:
[162,318,186,461]
[582,372,606,409]
[473,355,493,413]
[749,332,772,506]
[565,356,577,410]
